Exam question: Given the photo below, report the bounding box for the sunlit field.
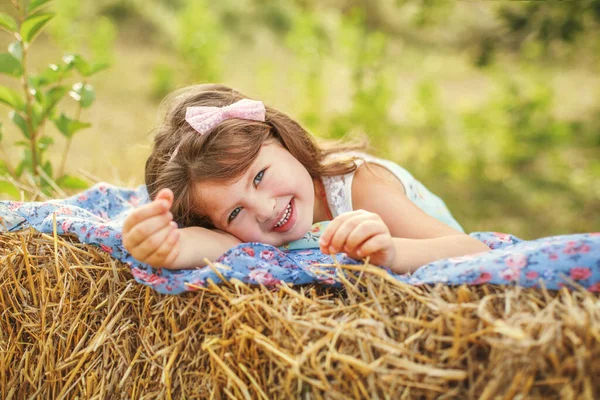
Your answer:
[1,1,598,239]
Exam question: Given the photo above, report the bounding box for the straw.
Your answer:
[0,229,598,398]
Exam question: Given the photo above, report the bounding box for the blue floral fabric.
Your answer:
[1,182,599,295]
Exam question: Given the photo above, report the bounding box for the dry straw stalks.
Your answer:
[0,227,598,399]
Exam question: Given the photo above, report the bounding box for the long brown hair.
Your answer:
[145,83,366,228]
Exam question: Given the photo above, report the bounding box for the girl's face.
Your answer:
[195,141,317,246]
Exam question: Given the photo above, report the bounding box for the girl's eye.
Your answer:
[253,169,266,187]
[228,207,242,223]
[228,169,266,223]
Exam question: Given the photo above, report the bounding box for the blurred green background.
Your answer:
[0,0,599,239]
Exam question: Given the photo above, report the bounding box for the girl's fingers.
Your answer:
[123,199,171,234]
[343,220,388,253]
[145,223,180,266]
[320,210,376,247]
[129,219,175,260]
[319,213,351,248]
[356,234,389,259]
[327,214,370,254]
[319,215,352,253]
[155,188,174,204]
[161,238,181,268]
[123,211,173,249]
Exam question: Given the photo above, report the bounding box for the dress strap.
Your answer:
[320,170,356,218]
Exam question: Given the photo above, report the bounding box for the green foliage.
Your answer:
[48,0,116,64]
[176,0,227,83]
[3,0,594,238]
[283,6,330,129]
[384,74,600,238]
[0,52,23,76]
[0,13,18,33]
[21,12,54,43]
[0,0,109,197]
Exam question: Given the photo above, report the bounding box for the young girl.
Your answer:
[122,83,490,274]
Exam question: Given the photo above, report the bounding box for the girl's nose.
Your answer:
[254,197,276,224]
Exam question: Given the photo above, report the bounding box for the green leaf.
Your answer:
[44,85,68,111]
[10,111,31,138]
[30,102,43,130]
[62,54,109,77]
[62,54,84,71]
[74,59,91,76]
[52,113,91,138]
[0,86,25,110]
[34,64,62,86]
[31,85,43,103]
[0,122,3,142]
[69,83,95,108]
[0,181,20,198]
[89,62,110,76]
[8,41,22,62]
[27,0,54,14]
[63,54,95,76]
[38,136,54,150]
[41,160,52,177]
[0,53,22,77]
[57,174,89,190]
[20,13,54,44]
[15,149,32,177]
[62,54,77,68]
[0,13,18,34]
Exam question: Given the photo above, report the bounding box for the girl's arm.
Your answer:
[320,162,490,274]
[171,226,241,269]
[122,188,241,270]
[388,235,490,274]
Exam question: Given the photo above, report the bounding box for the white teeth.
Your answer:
[275,203,292,228]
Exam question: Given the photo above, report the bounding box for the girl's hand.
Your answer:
[122,188,180,268]
[319,210,396,267]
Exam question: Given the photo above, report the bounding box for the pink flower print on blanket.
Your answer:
[100,244,113,254]
[493,232,514,243]
[132,268,168,287]
[479,232,521,250]
[260,250,275,261]
[500,268,520,281]
[500,254,529,282]
[61,220,73,232]
[563,241,591,255]
[248,269,281,286]
[525,271,539,280]
[472,271,492,284]
[241,247,255,257]
[589,282,600,292]
[569,267,592,281]
[55,207,74,215]
[7,201,23,211]
[504,254,528,269]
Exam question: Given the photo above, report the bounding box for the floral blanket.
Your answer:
[1,182,598,295]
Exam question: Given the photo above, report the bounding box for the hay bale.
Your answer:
[1,228,598,399]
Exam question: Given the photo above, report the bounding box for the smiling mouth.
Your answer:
[274,201,292,228]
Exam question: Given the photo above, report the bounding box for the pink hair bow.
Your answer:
[185,98,266,136]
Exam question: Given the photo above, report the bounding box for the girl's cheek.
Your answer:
[236,218,261,242]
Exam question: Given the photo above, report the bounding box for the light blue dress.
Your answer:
[320,152,464,232]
